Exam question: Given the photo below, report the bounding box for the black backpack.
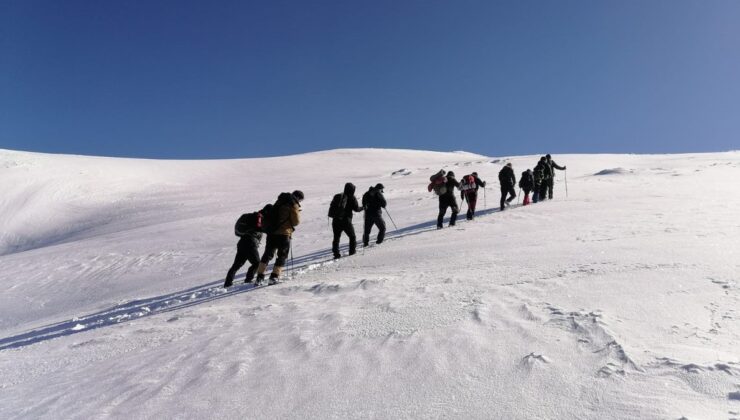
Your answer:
[519,171,534,190]
[328,193,344,218]
[234,211,263,237]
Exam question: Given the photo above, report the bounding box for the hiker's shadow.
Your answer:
[0,207,502,351]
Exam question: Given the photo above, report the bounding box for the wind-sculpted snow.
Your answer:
[1,149,739,419]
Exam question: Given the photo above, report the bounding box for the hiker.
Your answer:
[545,154,567,199]
[435,170,461,228]
[362,183,387,247]
[498,163,516,211]
[255,190,304,285]
[532,157,551,203]
[224,210,264,288]
[518,169,534,206]
[328,183,363,259]
[460,172,486,220]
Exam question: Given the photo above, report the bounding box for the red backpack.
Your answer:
[460,175,476,192]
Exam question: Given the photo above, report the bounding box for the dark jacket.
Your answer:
[519,170,534,191]
[498,166,516,189]
[362,187,387,216]
[440,175,460,202]
[533,162,548,185]
[547,159,566,177]
[332,183,362,220]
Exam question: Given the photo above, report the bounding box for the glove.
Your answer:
[563,166,567,170]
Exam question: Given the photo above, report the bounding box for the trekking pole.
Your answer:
[564,170,569,198]
[483,187,487,210]
[383,208,399,232]
[290,242,295,278]
[517,188,521,205]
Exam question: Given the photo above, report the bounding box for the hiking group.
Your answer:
[225,154,566,288]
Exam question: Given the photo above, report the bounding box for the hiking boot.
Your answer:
[223,271,235,288]
[254,274,265,286]
[268,276,280,285]
[333,254,341,260]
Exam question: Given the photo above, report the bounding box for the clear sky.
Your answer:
[2,0,739,159]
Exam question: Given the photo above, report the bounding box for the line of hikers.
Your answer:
[224,155,566,288]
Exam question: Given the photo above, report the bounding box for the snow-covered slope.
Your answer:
[0,148,738,419]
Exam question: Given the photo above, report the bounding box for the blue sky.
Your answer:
[2,0,739,159]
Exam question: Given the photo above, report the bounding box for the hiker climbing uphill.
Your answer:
[362,183,387,247]
[255,190,304,285]
[498,163,516,211]
[545,154,567,199]
[460,172,486,220]
[519,169,534,206]
[328,183,363,259]
[429,169,460,229]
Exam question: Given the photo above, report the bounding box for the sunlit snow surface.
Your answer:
[1,148,739,419]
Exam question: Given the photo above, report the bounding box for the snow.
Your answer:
[0,148,739,419]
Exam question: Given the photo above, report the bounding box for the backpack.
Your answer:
[428,170,448,195]
[460,175,476,192]
[519,171,534,190]
[261,193,293,233]
[234,211,263,236]
[328,193,344,218]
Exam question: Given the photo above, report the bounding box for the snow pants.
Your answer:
[332,218,356,258]
[226,234,261,285]
[464,191,478,220]
[363,212,386,246]
[259,234,291,278]
[500,185,516,210]
[438,196,459,228]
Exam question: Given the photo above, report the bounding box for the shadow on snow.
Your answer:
[0,206,507,351]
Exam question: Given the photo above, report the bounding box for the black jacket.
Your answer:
[547,159,566,177]
[362,187,387,216]
[439,176,460,203]
[332,183,362,220]
[498,166,516,189]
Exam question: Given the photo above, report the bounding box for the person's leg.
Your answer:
[225,240,249,287]
[500,188,506,210]
[375,216,386,244]
[256,235,278,282]
[437,200,447,228]
[270,236,291,283]
[244,237,261,283]
[506,186,516,203]
[548,179,554,199]
[362,216,373,247]
[468,193,477,218]
[346,221,357,255]
[449,201,459,226]
[331,219,342,258]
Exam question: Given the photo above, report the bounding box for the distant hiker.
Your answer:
[518,169,534,206]
[533,156,551,203]
[328,183,363,259]
[460,172,486,220]
[545,154,567,199]
[498,163,516,211]
[255,190,304,285]
[224,209,264,288]
[431,170,460,229]
[362,183,387,247]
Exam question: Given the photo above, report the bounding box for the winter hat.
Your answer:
[447,171,455,177]
[471,172,478,176]
[506,163,512,167]
[375,183,385,191]
[546,154,551,159]
[292,190,305,201]
[540,156,547,162]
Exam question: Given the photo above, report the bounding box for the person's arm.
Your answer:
[378,193,387,208]
[476,178,486,188]
[351,196,363,212]
[290,203,301,227]
[552,161,566,170]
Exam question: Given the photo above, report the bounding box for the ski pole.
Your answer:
[517,188,521,205]
[290,242,294,278]
[565,170,569,198]
[483,187,487,210]
[383,208,399,232]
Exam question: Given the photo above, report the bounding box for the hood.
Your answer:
[343,182,356,195]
